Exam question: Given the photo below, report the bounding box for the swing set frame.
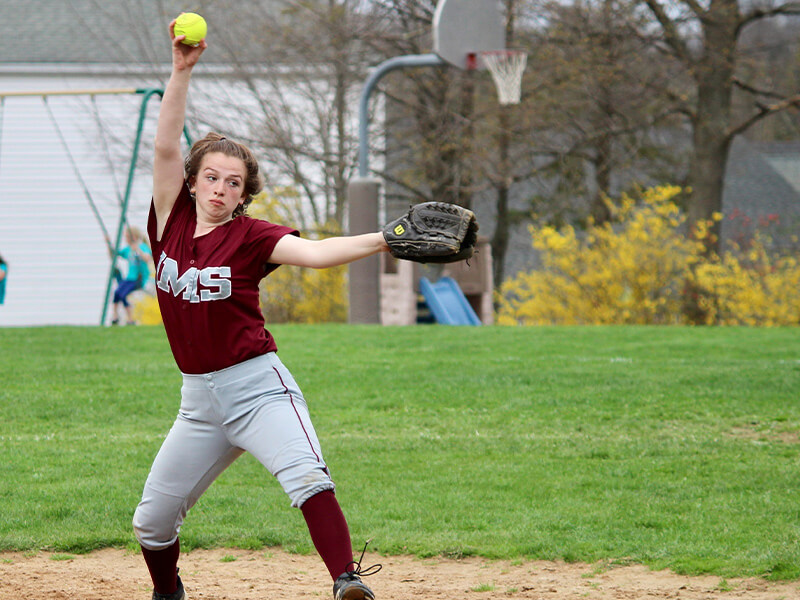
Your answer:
[0,87,193,325]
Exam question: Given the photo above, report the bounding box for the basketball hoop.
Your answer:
[480,50,527,106]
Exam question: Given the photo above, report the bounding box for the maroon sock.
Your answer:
[301,490,354,580]
[141,539,180,594]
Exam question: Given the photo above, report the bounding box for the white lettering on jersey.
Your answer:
[157,252,232,303]
[200,267,232,301]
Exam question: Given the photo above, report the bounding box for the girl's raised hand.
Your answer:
[168,19,207,70]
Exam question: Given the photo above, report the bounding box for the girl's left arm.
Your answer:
[269,232,389,269]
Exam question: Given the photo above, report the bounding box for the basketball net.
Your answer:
[480,50,527,106]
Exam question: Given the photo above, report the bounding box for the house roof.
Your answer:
[721,136,800,247]
[0,0,278,66]
[1,0,167,64]
[752,140,800,192]
[724,136,800,214]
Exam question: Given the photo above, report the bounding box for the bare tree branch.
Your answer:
[728,93,800,138]
[732,77,788,101]
[738,2,800,33]
[642,0,695,65]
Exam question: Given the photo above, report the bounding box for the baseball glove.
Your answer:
[382,202,479,263]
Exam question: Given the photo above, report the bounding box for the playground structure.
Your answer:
[348,0,523,325]
[380,237,494,326]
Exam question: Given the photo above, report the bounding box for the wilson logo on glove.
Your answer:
[382,202,479,264]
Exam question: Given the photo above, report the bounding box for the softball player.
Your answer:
[132,19,387,600]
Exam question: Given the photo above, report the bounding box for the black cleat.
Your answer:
[333,571,375,600]
[333,540,382,600]
[152,574,186,600]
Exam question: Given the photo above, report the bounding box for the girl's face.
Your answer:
[190,152,248,223]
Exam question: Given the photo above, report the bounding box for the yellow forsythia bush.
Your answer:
[497,185,800,326]
[250,191,347,324]
[259,261,347,324]
[692,233,800,326]
[132,293,162,325]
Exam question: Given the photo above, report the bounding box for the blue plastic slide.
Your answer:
[419,276,482,326]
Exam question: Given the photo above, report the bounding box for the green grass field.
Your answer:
[0,325,798,580]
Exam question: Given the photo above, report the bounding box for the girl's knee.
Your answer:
[132,496,184,550]
[283,465,336,508]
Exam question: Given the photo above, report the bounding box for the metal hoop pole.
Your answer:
[357,54,445,178]
[350,53,445,324]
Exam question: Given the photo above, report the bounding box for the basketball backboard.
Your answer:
[432,0,505,70]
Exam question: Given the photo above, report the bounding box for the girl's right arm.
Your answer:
[152,18,207,240]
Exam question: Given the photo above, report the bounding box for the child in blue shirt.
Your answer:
[0,254,7,305]
[111,228,152,324]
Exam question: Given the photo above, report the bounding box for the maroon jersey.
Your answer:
[147,185,298,374]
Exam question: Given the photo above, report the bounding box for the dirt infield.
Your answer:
[1,547,797,599]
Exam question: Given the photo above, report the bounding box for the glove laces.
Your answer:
[344,539,382,578]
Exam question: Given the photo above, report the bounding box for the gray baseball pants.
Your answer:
[133,352,335,551]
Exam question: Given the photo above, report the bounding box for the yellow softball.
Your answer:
[174,12,207,46]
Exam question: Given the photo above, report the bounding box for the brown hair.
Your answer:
[184,132,264,218]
